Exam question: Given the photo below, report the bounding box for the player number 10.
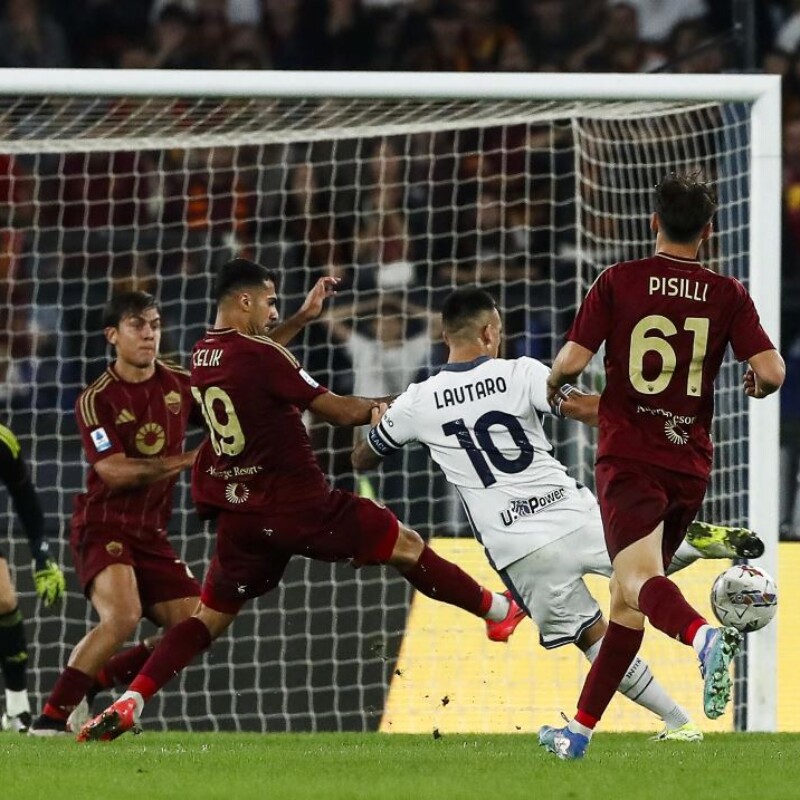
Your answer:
[190,385,246,456]
[628,314,709,397]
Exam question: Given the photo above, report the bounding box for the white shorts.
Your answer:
[501,503,612,649]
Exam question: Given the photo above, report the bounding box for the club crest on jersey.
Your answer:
[164,390,182,415]
[135,422,166,456]
[225,482,250,504]
[500,487,567,527]
[90,427,112,453]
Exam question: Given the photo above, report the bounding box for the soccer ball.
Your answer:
[710,565,778,633]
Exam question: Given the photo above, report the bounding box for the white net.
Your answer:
[0,90,754,732]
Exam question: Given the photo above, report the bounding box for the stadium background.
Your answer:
[0,0,797,733]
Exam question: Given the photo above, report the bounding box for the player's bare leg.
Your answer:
[541,576,645,759]
[576,607,701,742]
[30,564,143,736]
[620,528,742,720]
[78,604,235,742]
[387,523,525,642]
[68,595,200,731]
[0,559,32,733]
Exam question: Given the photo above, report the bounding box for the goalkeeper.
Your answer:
[0,424,65,733]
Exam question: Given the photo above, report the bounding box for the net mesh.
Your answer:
[0,92,752,732]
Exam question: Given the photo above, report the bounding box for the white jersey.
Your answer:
[367,355,595,569]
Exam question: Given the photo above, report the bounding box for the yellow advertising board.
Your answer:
[381,540,796,733]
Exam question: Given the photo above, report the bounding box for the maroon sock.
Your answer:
[638,576,707,644]
[128,618,212,702]
[43,666,94,721]
[93,642,153,691]
[576,621,644,725]
[401,544,490,617]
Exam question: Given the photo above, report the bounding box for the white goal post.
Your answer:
[0,69,780,733]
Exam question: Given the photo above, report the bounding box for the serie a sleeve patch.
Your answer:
[90,427,112,453]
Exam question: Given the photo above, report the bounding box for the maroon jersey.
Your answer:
[73,360,199,536]
[567,253,775,478]
[190,329,329,514]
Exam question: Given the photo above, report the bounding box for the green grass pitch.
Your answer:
[3,732,799,800]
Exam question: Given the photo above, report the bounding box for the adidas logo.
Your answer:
[116,409,135,425]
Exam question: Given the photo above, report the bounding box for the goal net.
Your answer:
[0,72,779,733]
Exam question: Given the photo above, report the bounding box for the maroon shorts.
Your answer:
[70,523,201,609]
[595,456,708,567]
[201,489,399,614]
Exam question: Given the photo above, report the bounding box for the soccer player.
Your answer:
[538,174,785,759]
[351,286,762,742]
[0,426,65,732]
[31,279,336,736]
[78,259,523,741]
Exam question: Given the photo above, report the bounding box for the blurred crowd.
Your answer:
[0,0,798,535]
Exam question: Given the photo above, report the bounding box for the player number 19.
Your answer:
[628,314,709,397]
[190,386,246,456]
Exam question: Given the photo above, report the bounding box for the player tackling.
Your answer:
[78,258,523,741]
[539,174,785,759]
[352,286,763,742]
[30,279,339,736]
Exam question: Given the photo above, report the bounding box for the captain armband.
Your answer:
[366,425,396,457]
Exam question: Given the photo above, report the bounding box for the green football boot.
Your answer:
[685,521,764,560]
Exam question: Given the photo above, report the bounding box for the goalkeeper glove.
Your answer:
[33,559,66,606]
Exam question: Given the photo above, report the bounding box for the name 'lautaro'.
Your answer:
[434,376,507,409]
[648,276,708,302]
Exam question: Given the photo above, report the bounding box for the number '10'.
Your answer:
[442,410,534,488]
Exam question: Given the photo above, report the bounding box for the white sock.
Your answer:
[484,592,510,622]
[5,688,30,717]
[584,638,691,730]
[692,624,712,656]
[567,718,594,740]
[119,690,144,720]
[666,541,702,575]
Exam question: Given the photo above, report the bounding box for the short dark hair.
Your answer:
[214,258,278,302]
[653,173,718,244]
[102,291,158,329]
[441,287,497,336]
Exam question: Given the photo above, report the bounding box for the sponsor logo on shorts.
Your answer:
[90,427,112,453]
[636,405,695,446]
[164,390,182,415]
[500,487,567,527]
[105,541,123,557]
[225,482,250,504]
[237,583,247,595]
[135,422,166,456]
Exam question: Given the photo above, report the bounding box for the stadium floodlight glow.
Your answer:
[0,69,778,733]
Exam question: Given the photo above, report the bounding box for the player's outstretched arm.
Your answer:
[93,448,199,491]
[267,276,340,346]
[743,349,785,399]
[547,342,595,406]
[308,391,378,427]
[351,405,389,471]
